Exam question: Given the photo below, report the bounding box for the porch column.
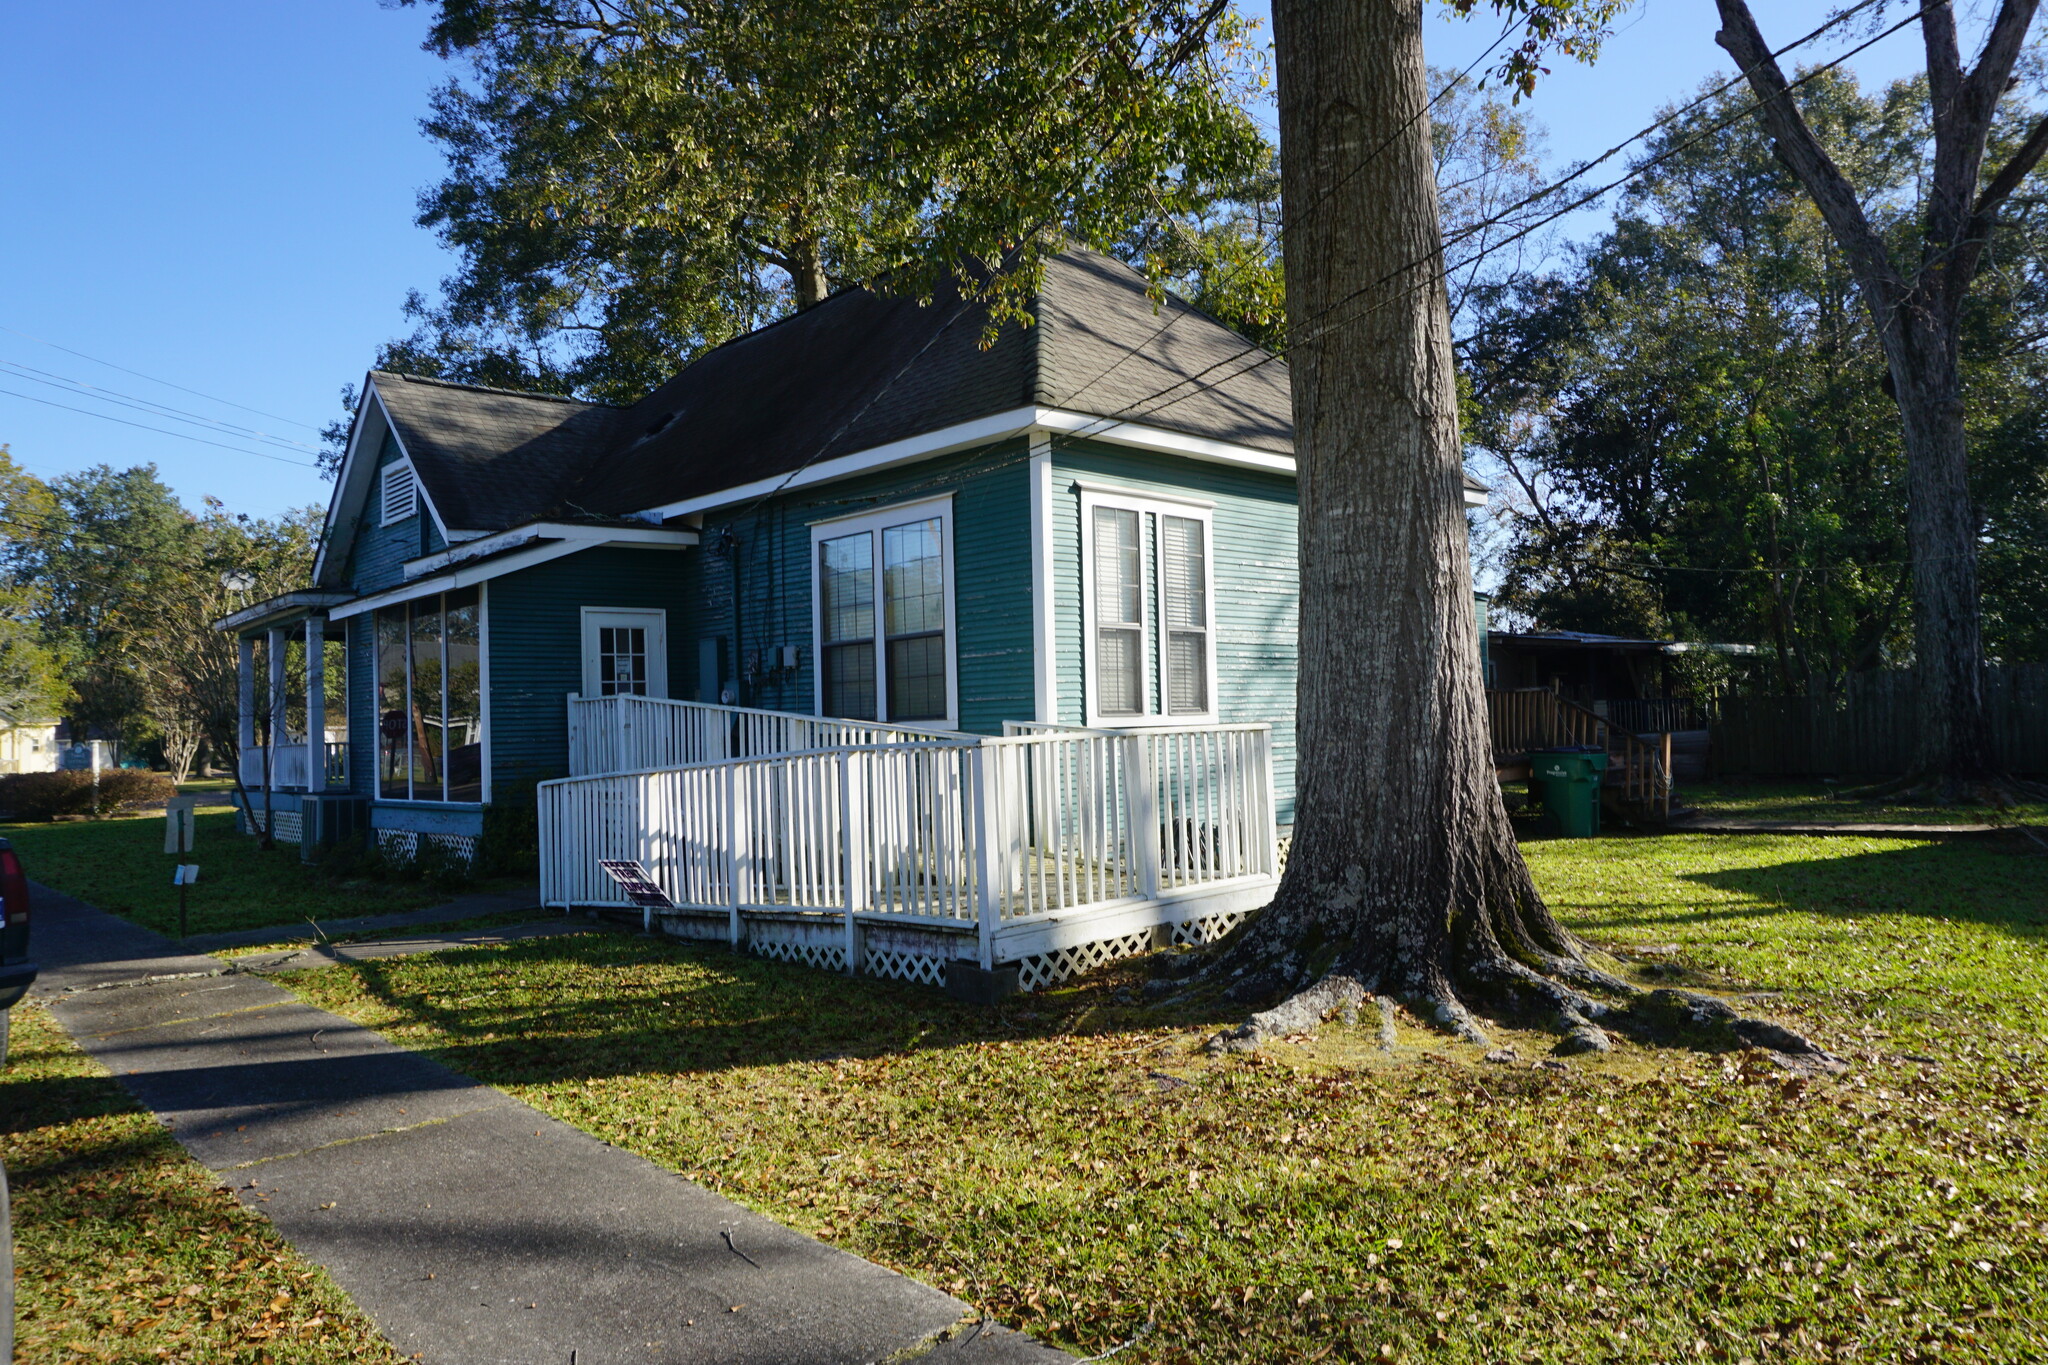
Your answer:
[267,627,289,783]
[237,636,255,758]
[304,617,326,791]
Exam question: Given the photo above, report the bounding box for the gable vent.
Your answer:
[381,462,419,526]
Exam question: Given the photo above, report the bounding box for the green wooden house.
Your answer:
[218,247,1485,989]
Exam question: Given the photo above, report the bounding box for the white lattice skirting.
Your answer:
[1010,907,1256,991]
[642,906,1262,994]
[238,810,303,844]
[746,919,849,974]
[374,829,480,868]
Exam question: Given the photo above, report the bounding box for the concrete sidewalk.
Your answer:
[33,886,1069,1364]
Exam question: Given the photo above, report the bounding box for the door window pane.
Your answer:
[376,607,410,799]
[882,519,945,721]
[1093,507,1144,715]
[444,588,483,801]
[1162,515,1208,714]
[410,599,445,800]
[597,625,648,697]
[820,532,876,720]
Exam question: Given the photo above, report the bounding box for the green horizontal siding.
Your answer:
[485,546,696,796]
[1049,442,1299,824]
[683,439,1034,735]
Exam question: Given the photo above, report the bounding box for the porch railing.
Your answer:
[538,722,1278,968]
[566,693,964,778]
[237,740,347,791]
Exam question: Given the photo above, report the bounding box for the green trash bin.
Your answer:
[1528,746,1608,837]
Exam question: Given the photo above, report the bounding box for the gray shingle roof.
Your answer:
[373,375,622,531]
[367,246,1477,532]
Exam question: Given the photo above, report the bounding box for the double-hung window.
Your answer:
[1079,486,1218,726]
[812,495,956,727]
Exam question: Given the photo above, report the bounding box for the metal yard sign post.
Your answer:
[165,796,199,940]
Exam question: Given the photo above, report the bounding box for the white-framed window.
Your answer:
[1078,486,1219,727]
[810,493,957,728]
[375,587,486,803]
[381,461,419,526]
[581,608,668,698]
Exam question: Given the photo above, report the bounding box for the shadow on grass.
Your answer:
[318,929,1241,1091]
[1670,836,2048,935]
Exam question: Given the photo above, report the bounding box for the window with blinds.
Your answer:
[1080,490,1217,725]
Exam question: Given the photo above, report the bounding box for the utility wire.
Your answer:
[0,360,325,456]
[1050,0,1938,446]
[1057,0,1905,425]
[0,323,322,432]
[1059,14,1525,406]
[0,386,321,468]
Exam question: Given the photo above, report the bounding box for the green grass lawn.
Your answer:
[274,830,2048,1364]
[2,1004,402,1363]
[0,809,520,938]
[1681,777,2048,826]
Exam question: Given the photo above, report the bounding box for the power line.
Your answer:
[1059,15,1525,407]
[1053,0,1937,446]
[0,323,322,433]
[1059,0,1905,426]
[0,361,325,456]
[0,386,322,468]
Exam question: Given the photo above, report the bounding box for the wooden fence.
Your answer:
[1712,665,2048,776]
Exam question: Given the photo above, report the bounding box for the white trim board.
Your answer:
[330,532,694,621]
[403,521,695,580]
[1028,435,1056,724]
[637,407,1301,522]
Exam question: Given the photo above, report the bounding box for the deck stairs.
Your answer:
[1486,687,1683,825]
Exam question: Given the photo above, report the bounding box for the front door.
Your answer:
[581,607,668,698]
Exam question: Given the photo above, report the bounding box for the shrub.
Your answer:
[477,800,538,878]
[92,770,175,817]
[0,771,93,822]
[406,835,474,895]
[0,770,173,821]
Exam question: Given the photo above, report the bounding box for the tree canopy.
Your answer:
[0,455,317,775]
[1466,68,2048,687]
[372,0,1273,411]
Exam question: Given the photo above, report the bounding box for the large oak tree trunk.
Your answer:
[1885,317,1996,780]
[1215,0,1607,1039]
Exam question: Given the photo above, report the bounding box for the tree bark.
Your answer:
[784,227,830,310]
[1223,0,1602,1031]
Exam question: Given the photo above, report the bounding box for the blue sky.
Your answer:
[1,1,1933,522]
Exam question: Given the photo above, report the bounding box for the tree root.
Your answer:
[1373,995,1398,1052]
[1633,988,1848,1076]
[1202,969,1845,1076]
[1205,973,1369,1053]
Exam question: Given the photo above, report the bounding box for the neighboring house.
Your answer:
[216,246,1487,988]
[0,714,59,774]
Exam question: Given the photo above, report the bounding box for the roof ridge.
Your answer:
[374,370,618,408]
